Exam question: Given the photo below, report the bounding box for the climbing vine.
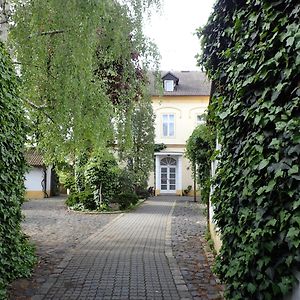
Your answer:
[199,0,300,299]
[186,120,215,204]
[0,41,36,298]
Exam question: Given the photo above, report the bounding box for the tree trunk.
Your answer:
[193,163,197,202]
[99,183,102,207]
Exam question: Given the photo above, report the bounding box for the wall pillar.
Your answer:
[155,155,160,195]
[177,155,182,192]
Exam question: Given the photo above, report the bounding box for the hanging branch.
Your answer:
[22,98,55,123]
[29,29,65,38]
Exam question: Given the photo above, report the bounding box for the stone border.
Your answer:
[32,213,125,300]
[165,200,192,300]
[67,199,146,215]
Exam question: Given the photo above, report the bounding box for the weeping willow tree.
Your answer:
[10,0,159,189]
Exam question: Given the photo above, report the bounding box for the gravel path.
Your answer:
[172,199,223,300]
[9,197,118,300]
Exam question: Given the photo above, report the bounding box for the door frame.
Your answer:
[154,152,183,196]
[160,164,177,193]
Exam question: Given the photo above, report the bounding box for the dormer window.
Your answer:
[164,80,174,92]
[162,72,179,92]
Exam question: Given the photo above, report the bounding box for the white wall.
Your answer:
[46,166,51,193]
[25,167,44,191]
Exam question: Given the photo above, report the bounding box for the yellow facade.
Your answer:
[25,190,45,199]
[151,94,210,196]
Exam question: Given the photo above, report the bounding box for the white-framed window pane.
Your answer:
[164,80,174,92]
[163,123,168,136]
[162,114,175,137]
[169,123,174,136]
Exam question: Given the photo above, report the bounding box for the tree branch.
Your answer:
[29,30,65,38]
[22,98,55,123]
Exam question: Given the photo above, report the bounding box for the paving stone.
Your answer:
[10,196,223,300]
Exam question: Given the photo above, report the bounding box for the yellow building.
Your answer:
[148,71,210,196]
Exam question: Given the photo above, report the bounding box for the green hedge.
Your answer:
[200,1,300,299]
[0,41,36,298]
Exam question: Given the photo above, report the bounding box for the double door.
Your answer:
[160,166,176,193]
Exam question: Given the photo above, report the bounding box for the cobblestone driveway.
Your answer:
[10,196,222,300]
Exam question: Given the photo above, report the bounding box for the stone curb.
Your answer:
[67,199,147,215]
[165,200,193,300]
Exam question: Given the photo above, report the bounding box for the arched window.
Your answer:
[160,157,177,166]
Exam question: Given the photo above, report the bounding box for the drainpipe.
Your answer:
[42,166,49,198]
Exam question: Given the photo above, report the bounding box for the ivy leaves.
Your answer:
[200,0,300,299]
[0,42,36,298]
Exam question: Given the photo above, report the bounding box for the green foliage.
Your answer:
[11,0,114,162]
[154,143,167,152]
[116,169,136,194]
[124,98,155,189]
[85,153,120,207]
[183,185,192,196]
[66,190,94,210]
[10,0,159,167]
[0,41,36,297]
[135,186,150,200]
[186,123,215,202]
[114,192,139,210]
[200,1,300,299]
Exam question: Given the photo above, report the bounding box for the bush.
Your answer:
[115,192,139,210]
[135,186,150,199]
[116,169,135,194]
[85,153,119,206]
[183,185,192,196]
[65,190,95,210]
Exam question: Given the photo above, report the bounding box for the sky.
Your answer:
[144,0,216,71]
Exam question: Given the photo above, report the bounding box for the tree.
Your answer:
[127,97,155,189]
[10,0,159,164]
[186,122,215,215]
[10,0,158,204]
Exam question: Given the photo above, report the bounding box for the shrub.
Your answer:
[66,190,95,210]
[115,192,139,210]
[116,169,135,194]
[183,185,192,196]
[134,186,150,199]
[85,153,119,206]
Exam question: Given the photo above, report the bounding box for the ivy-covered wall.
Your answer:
[0,41,35,298]
[200,0,300,299]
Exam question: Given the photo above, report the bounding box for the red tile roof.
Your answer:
[24,149,44,166]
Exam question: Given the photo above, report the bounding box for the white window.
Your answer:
[164,80,174,92]
[162,114,175,137]
[196,114,205,125]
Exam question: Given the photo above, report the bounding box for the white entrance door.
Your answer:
[160,157,177,193]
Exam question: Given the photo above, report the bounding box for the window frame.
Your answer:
[162,113,175,137]
[164,80,174,92]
